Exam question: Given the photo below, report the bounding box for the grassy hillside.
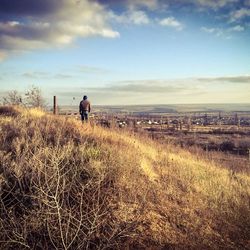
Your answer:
[0,106,250,249]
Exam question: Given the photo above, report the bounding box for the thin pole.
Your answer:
[53,96,57,115]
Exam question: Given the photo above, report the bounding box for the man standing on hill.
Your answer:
[79,95,91,123]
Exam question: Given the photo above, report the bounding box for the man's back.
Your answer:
[80,99,91,112]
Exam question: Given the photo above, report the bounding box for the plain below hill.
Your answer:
[58,103,250,115]
[0,106,250,249]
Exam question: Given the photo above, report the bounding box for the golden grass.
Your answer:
[0,106,250,249]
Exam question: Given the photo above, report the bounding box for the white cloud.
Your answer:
[230,8,250,22]
[201,25,245,38]
[0,35,47,51]
[159,17,183,30]
[230,25,245,31]
[201,27,217,33]
[22,72,50,79]
[0,0,119,59]
[201,27,227,39]
[21,71,74,79]
[78,65,109,74]
[65,75,250,104]
[197,75,250,83]
[109,10,150,25]
[128,11,151,25]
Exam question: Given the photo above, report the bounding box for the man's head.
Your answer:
[83,95,87,100]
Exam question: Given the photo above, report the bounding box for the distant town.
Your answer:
[57,104,250,160]
[58,104,250,130]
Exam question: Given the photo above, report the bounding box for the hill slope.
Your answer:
[0,106,250,249]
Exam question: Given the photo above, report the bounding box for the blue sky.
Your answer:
[0,0,250,105]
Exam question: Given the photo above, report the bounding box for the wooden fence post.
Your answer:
[53,96,57,115]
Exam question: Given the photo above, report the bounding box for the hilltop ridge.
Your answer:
[0,106,250,249]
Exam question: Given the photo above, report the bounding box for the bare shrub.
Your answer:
[2,90,22,105]
[25,86,46,108]
[2,86,46,109]
[0,114,145,249]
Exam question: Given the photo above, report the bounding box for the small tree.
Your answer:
[2,90,22,105]
[25,85,46,108]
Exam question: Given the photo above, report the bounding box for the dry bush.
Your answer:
[0,112,154,249]
[2,90,22,106]
[0,106,21,117]
[24,86,46,108]
[0,108,250,249]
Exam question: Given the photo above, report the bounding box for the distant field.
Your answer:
[57,103,250,115]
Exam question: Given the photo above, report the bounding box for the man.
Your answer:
[79,95,91,123]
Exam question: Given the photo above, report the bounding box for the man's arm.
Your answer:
[88,102,91,112]
[79,102,82,114]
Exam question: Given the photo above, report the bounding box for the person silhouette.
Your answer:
[79,95,91,123]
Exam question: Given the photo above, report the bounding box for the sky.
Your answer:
[0,0,250,106]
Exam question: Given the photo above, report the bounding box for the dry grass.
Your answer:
[0,106,250,249]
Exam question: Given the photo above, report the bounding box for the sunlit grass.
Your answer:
[0,105,249,249]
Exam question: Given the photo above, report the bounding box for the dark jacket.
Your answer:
[79,100,91,113]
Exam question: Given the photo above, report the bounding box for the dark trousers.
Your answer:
[81,111,89,122]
